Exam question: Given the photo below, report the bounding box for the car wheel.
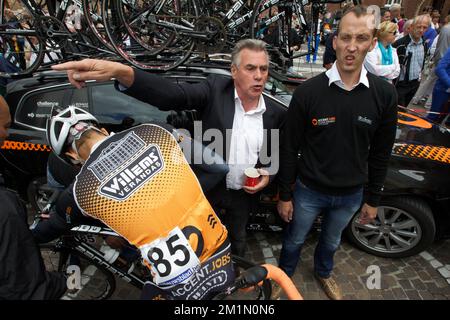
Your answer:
[345,197,436,258]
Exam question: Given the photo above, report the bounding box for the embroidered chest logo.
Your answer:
[312,117,336,126]
[357,116,373,125]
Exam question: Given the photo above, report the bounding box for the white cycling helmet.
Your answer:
[46,106,99,156]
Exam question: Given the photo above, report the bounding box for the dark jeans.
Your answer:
[279,179,363,278]
[212,185,254,257]
[396,79,420,107]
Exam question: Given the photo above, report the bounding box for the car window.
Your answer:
[15,86,67,130]
[90,83,171,125]
[65,86,89,110]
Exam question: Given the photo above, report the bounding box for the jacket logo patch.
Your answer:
[312,117,336,126]
[99,145,164,201]
[358,116,373,125]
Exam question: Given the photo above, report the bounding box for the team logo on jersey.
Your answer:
[99,144,165,201]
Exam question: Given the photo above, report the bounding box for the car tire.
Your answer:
[345,196,436,258]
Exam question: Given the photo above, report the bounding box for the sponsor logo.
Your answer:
[99,145,164,201]
[312,117,336,126]
[358,116,373,125]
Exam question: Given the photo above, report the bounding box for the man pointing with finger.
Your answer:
[52,39,286,258]
[276,6,398,300]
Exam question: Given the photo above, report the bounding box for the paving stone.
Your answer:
[398,279,413,290]
[264,257,278,265]
[418,290,435,300]
[262,247,274,258]
[430,259,444,269]
[437,267,450,279]
[419,251,435,261]
[380,290,395,300]
[410,279,427,290]
[404,290,422,300]
[259,240,270,247]
[417,270,433,281]
[392,288,408,299]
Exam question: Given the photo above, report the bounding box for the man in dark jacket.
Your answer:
[0,96,66,300]
[393,14,430,107]
[53,39,286,258]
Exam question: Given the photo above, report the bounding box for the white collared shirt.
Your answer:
[325,62,370,90]
[226,90,266,190]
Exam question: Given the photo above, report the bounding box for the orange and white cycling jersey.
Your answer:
[74,124,230,289]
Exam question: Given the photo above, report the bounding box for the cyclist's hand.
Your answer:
[277,200,293,223]
[52,59,135,89]
[243,169,269,194]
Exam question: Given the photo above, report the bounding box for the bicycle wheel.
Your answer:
[220,255,272,300]
[40,244,116,300]
[105,0,198,71]
[0,2,45,76]
[81,0,116,52]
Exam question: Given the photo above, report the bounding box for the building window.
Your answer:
[385,0,402,7]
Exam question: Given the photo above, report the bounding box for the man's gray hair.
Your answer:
[390,4,401,12]
[413,14,431,26]
[231,39,269,67]
[403,19,413,29]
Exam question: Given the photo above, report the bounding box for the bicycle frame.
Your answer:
[52,223,147,288]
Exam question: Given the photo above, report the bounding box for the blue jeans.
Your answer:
[279,179,363,278]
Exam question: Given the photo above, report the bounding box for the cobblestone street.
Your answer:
[108,230,450,300]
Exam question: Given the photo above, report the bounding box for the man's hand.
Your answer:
[277,200,293,223]
[243,169,270,194]
[358,203,378,225]
[51,59,135,89]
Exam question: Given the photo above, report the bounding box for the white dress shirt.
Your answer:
[326,62,370,90]
[226,89,266,190]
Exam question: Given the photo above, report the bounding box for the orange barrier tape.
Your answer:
[262,264,303,300]
[0,140,51,152]
[393,144,450,164]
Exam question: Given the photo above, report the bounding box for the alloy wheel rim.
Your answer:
[352,206,422,254]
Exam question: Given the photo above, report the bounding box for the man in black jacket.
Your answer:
[0,96,66,300]
[277,6,398,300]
[53,39,286,258]
[393,14,430,107]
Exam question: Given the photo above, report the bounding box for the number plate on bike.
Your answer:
[140,227,200,286]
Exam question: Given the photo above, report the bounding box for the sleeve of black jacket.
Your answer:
[117,68,212,112]
[366,88,398,207]
[277,90,306,201]
[0,188,66,300]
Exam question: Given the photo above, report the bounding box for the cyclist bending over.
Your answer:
[36,106,234,300]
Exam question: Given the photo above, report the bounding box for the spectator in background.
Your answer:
[412,15,450,106]
[427,47,450,124]
[364,21,400,83]
[390,4,405,33]
[381,8,391,23]
[424,15,438,47]
[396,19,413,40]
[393,14,430,106]
[431,12,441,32]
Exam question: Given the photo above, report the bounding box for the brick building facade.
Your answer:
[327,0,450,21]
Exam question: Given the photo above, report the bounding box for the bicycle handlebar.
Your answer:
[262,264,303,300]
[229,263,303,300]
